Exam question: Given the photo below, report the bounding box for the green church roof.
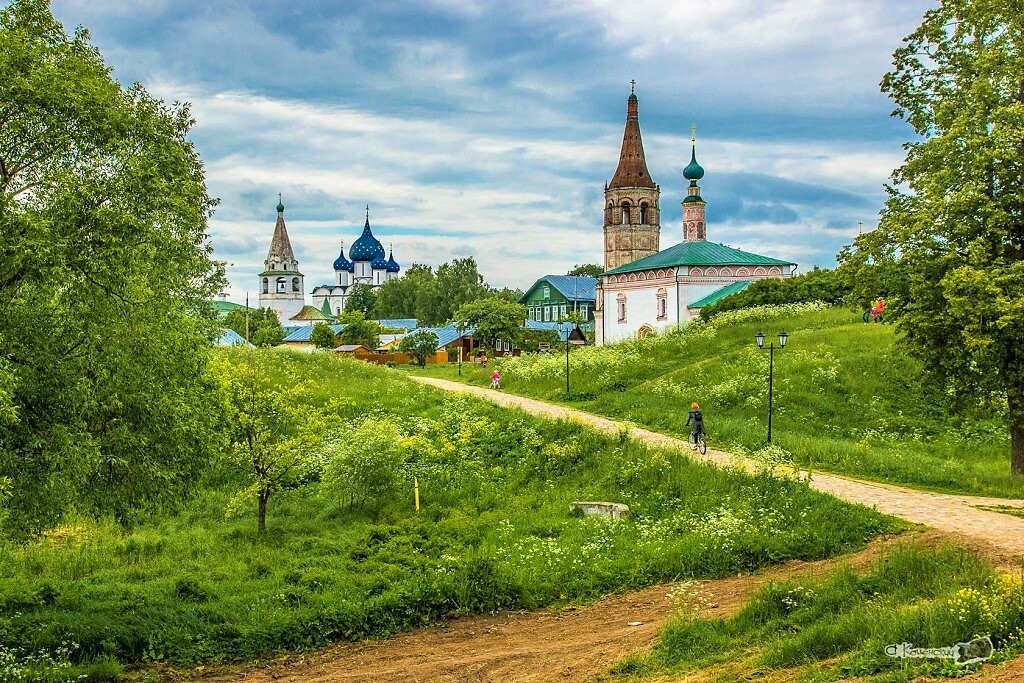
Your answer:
[688,281,752,308]
[604,241,795,276]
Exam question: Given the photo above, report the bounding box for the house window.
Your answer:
[560,304,567,319]
[580,304,588,318]
[535,308,542,321]
[617,294,626,322]
[543,286,550,299]
[504,340,510,352]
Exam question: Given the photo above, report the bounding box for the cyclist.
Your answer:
[685,402,704,449]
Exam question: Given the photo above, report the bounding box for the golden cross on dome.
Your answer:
[630,79,635,94]
[691,123,697,143]
[365,205,370,220]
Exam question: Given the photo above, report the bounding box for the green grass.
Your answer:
[605,540,1024,682]
[0,349,900,679]
[407,303,1020,499]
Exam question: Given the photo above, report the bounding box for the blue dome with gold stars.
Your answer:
[349,212,385,263]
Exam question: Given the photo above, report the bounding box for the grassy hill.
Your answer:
[418,303,1019,499]
[0,349,896,680]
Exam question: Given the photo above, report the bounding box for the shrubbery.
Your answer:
[700,267,851,320]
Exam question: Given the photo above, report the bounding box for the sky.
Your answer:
[46,0,936,300]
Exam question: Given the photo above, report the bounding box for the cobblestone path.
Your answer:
[412,376,1024,557]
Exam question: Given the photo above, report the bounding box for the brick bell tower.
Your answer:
[603,82,661,271]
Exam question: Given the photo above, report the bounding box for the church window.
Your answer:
[616,293,626,322]
[697,222,705,239]
[276,277,286,293]
[621,202,630,224]
[639,202,648,224]
[262,278,269,294]
[657,288,668,320]
[292,277,300,292]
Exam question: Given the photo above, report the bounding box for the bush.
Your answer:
[321,419,408,513]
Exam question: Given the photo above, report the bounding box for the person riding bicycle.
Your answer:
[685,402,704,447]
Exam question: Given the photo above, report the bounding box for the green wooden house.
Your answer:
[519,275,597,323]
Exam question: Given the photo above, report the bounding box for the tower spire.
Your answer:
[608,85,656,190]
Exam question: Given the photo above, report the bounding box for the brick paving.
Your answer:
[412,377,1024,557]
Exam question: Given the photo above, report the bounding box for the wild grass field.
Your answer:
[411,303,1019,499]
[0,349,899,681]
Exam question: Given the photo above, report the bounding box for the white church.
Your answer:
[594,88,797,345]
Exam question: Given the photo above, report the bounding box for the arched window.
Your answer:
[292,277,300,292]
[656,287,668,320]
[637,325,654,339]
[276,277,286,293]
[620,202,630,224]
[697,222,705,239]
[639,202,648,224]
[262,278,269,294]
[616,293,627,322]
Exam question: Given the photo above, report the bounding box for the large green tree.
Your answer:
[344,282,378,318]
[338,311,380,349]
[375,263,435,320]
[0,0,225,534]
[567,263,603,278]
[855,1,1024,473]
[453,297,527,351]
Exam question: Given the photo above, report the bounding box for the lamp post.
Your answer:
[564,321,587,394]
[754,330,788,443]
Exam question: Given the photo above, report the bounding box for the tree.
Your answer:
[398,329,440,366]
[250,309,285,347]
[0,0,226,535]
[857,1,1024,473]
[338,311,380,349]
[567,263,604,278]
[344,283,377,318]
[213,352,336,533]
[453,297,527,351]
[224,306,277,342]
[434,258,491,324]
[310,322,338,350]
[375,263,435,320]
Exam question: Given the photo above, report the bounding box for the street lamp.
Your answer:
[754,330,788,443]
[565,322,587,394]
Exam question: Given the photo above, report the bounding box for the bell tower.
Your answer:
[681,125,707,241]
[603,82,661,271]
[258,195,305,322]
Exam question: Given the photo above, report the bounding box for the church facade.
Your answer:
[594,89,796,345]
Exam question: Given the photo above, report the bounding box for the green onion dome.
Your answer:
[682,145,704,181]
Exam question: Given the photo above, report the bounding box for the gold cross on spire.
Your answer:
[691,123,697,144]
[630,79,635,94]
[365,204,370,220]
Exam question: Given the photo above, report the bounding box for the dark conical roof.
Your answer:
[266,199,296,263]
[609,89,656,190]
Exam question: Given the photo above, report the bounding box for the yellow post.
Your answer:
[414,476,420,513]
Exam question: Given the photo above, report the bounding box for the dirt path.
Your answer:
[191,531,961,683]
[411,377,1024,556]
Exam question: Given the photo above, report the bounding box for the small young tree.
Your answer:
[398,329,440,366]
[310,322,337,350]
[213,353,336,533]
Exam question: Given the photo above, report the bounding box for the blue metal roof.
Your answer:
[521,275,597,303]
[283,324,346,343]
[377,318,418,331]
[217,328,252,346]
[411,323,475,349]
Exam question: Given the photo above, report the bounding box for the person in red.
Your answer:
[872,297,886,323]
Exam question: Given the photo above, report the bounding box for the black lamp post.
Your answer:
[754,330,788,443]
[565,322,587,394]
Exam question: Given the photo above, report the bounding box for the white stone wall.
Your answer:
[599,274,680,344]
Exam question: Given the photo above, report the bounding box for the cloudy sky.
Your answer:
[48,0,934,299]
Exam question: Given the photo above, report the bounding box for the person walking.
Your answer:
[685,402,704,448]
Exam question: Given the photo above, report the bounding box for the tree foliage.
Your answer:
[398,329,439,366]
[337,311,380,350]
[0,0,226,536]
[848,1,1024,472]
[453,297,527,350]
[213,352,337,533]
[320,419,407,514]
[700,268,851,320]
[310,322,338,350]
[250,309,285,347]
[344,283,377,318]
[567,263,604,278]
[224,306,278,342]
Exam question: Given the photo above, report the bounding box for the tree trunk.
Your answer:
[1010,392,1024,476]
[258,490,269,533]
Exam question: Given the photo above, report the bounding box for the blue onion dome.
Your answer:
[333,241,354,272]
[683,145,704,181]
[371,251,388,270]
[385,248,400,273]
[349,215,384,262]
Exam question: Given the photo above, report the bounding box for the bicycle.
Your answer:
[688,430,706,455]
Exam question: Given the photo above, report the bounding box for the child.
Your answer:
[490,370,501,389]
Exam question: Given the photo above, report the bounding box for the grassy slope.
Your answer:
[409,304,1019,499]
[0,349,897,680]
